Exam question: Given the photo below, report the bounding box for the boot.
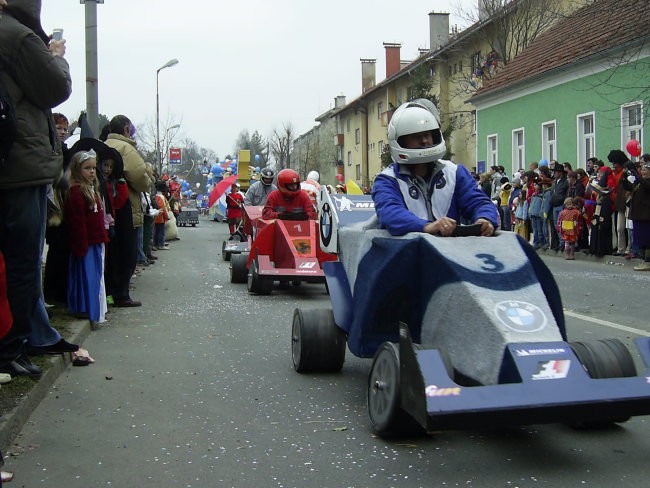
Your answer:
[564,246,571,260]
[569,246,575,260]
[633,261,650,271]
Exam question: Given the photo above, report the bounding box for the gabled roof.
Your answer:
[473,0,649,101]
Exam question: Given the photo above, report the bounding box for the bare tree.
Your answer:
[269,122,294,169]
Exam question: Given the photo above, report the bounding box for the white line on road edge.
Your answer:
[564,310,650,337]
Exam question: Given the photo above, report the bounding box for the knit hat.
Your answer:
[607,149,628,166]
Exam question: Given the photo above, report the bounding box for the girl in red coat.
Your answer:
[65,150,109,323]
[557,197,582,260]
[226,183,245,234]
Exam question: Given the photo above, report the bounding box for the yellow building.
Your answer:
[324,1,591,187]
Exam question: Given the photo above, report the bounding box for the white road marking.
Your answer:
[564,310,650,337]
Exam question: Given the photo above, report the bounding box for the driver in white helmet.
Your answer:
[244,167,277,206]
[300,170,321,210]
[372,99,497,237]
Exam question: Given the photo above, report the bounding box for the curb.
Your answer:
[536,247,639,267]
[0,319,91,452]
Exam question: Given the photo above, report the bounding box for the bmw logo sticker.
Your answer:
[495,301,547,333]
[409,186,419,199]
[320,203,332,247]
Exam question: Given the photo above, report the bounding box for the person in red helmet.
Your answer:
[263,169,317,220]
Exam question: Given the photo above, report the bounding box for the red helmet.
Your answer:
[277,169,301,196]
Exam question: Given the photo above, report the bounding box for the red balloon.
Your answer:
[335,173,344,182]
[626,139,641,157]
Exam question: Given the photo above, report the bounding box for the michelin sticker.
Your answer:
[516,347,567,357]
[495,301,547,333]
[333,196,374,212]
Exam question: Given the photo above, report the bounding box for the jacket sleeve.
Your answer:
[122,145,151,193]
[262,192,280,219]
[454,165,499,227]
[64,188,89,257]
[113,181,129,210]
[8,33,72,109]
[372,173,428,236]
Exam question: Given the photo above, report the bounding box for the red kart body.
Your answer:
[247,218,336,283]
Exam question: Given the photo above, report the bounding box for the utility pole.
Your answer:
[80,0,104,137]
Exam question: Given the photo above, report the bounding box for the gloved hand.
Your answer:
[627,175,636,183]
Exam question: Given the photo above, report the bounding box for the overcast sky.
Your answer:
[42,0,477,159]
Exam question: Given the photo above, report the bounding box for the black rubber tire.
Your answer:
[247,258,273,295]
[191,223,196,227]
[569,339,637,427]
[230,253,248,283]
[291,308,346,373]
[222,241,231,261]
[367,342,422,437]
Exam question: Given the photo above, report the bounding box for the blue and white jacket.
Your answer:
[372,160,498,236]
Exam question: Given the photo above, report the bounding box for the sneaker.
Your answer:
[0,372,11,384]
[158,244,170,250]
[633,261,650,271]
[0,354,42,378]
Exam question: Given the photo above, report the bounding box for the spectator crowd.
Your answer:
[476,154,650,268]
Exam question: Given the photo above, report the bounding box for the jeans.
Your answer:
[0,186,61,364]
[553,205,565,249]
[135,225,147,263]
[154,222,166,247]
[500,206,512,231]
[530,216,547,247]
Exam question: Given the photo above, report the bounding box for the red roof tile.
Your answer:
[476,0,649,98]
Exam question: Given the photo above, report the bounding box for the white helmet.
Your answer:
[387,99,446,165]
[307,170,320,182]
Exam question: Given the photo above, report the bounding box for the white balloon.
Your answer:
[196,182,201,188]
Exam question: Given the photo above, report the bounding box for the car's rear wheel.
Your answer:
[291,308,346,373]
[230,253,248,283]
[569,339,637,427]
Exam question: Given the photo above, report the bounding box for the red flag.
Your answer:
[208,174,238,208]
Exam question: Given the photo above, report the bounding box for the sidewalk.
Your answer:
[0,318,91,452]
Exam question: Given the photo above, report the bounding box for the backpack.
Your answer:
[0,72,17,166]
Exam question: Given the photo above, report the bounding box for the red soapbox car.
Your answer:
[229,209,336,294]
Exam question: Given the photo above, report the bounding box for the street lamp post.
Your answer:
[156,58,179,174]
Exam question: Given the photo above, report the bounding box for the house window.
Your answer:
[377,101,384,120]
[355,128,360,145]
[487,134,498,166]
[378,140,384,156]
[346,118,351,132]
[577,112,595,167]
[471,110,476,135]
[347,151,351,166]
[542,121,557,162]
[512,128,525,171]
[355,164,361,180]
[622,102,643,158]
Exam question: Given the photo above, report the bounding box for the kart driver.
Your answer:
[244,167,277,206]
[226,183,244,234]
[372,99,498,237]
[263,169,317,220]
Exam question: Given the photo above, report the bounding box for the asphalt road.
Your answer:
[5,218,650,487]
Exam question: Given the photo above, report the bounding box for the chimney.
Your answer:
[361,58,376,93]
[334,95,346,109]
[418,48,429,57]
[383,43,401,79]
[429,12,450,51]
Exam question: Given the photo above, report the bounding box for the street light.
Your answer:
[156,58,179,174]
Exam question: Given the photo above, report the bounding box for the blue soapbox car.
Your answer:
[291,189,650,436]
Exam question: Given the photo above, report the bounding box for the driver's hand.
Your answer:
[423,217,456,237]
[475,218,495,237]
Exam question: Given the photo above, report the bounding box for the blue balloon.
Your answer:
[254,154,260,162]
[255,166,261,172]
[539,159,549,167]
